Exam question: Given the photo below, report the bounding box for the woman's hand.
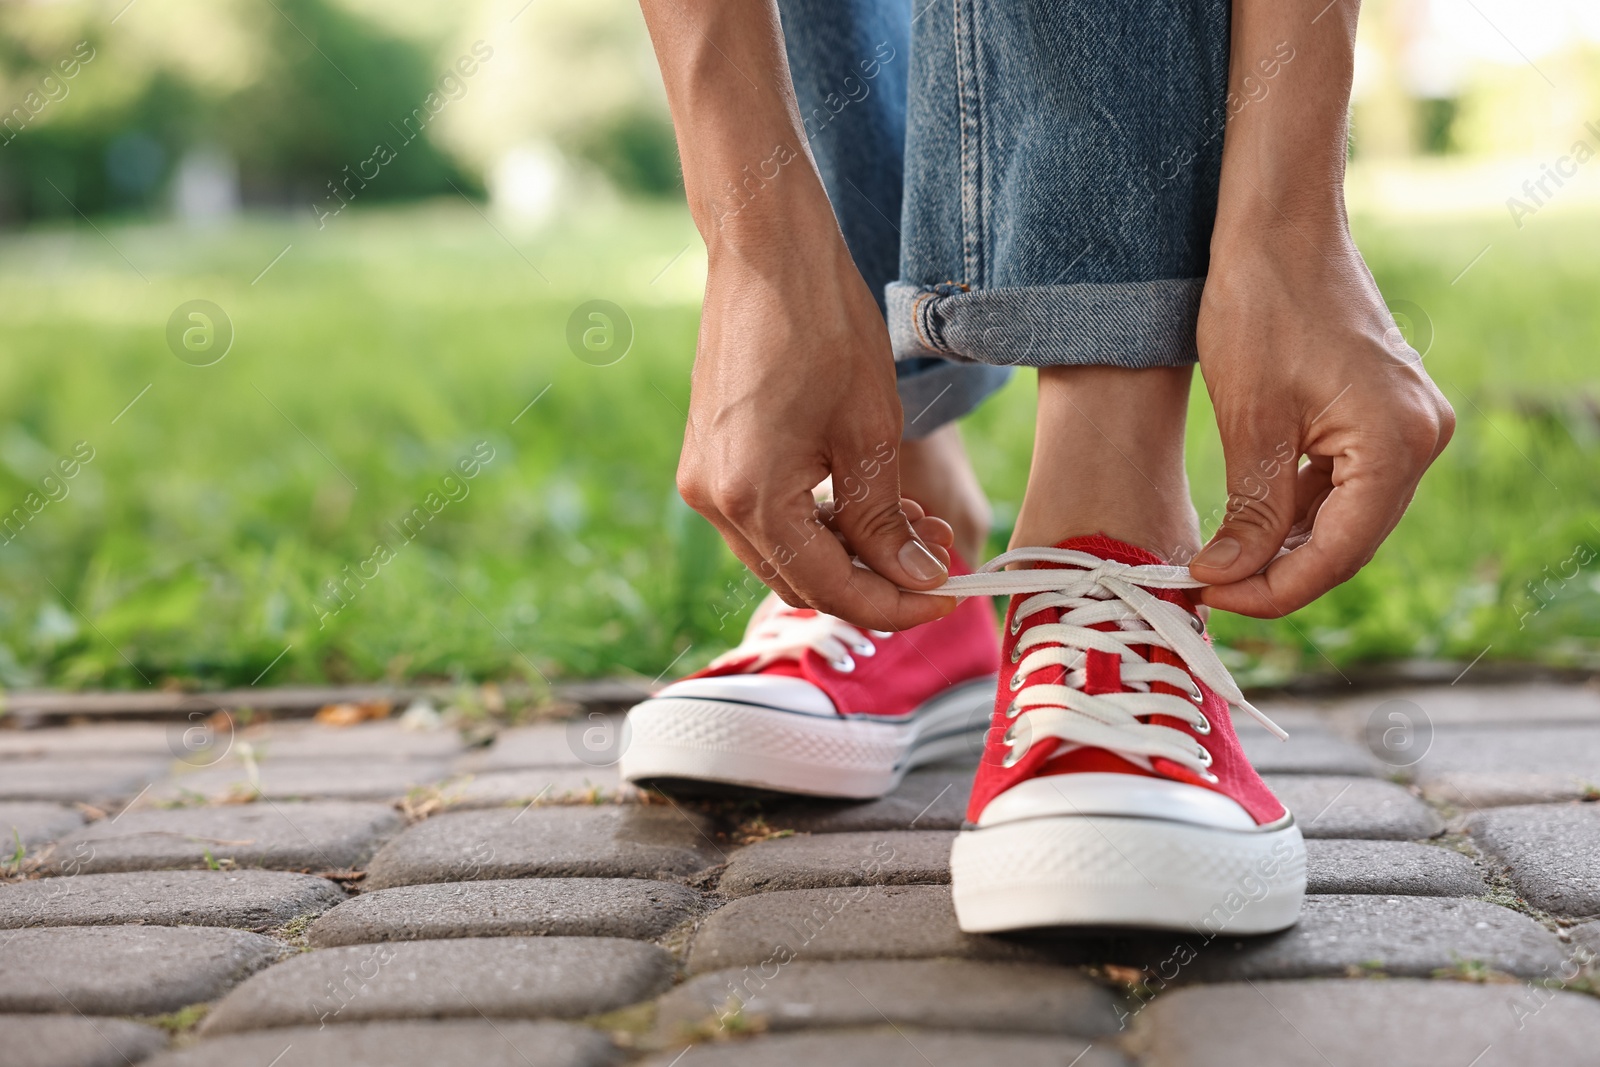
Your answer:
[678,221,955,631]
[1189,228,1454,616]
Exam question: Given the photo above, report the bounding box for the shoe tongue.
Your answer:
[1053,533,1165,568]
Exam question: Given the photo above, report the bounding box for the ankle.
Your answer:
[898,426,991,564]
[1013,365,1200,563]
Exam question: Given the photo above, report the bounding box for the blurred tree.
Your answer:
[0,0,476,221]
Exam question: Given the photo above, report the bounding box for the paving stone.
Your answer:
[1136,978,1600,1067]
[456,722,590,772]
[687,885,1078,973]
[154,758,449,802]
[765,767,975,833]
[1264,775,1442,839]
[1342,684,1600,728]
[1114,894,1564,981]
[1236,725,1378,776]
[1304,839,1486,896]
[640,1031,1125,1067]
[145,1021,617,1067]
[657,959,1120,1037]
[719,831,953,896]
[236,720,467,761]
[0,869,344,929]
[0,1013,168,1067]
[308,878,701,946]
[439,767,634,808]
[1416,723,1600,807]
[38,801,402,874]
[0,925,281,1014]
[1469,802,1600,916]
[0,758,168,805]
[0,802,83,849]
[364,806,720,889]
[201,937,674,1033]
[0,724,176,759]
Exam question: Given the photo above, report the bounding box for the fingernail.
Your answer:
[900,540,947,582]
[1192,537,1241,570]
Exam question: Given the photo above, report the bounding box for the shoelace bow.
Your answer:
[709,601,890,675]
[925,547,1287,779]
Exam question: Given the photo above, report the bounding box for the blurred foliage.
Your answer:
[0,0,475,221]
[560,107,682,198]
[0,198,1596,690]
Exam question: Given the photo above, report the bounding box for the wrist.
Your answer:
[700,179,850,272]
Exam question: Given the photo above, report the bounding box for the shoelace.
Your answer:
[709,600,890,675]
[924,547,1287,779]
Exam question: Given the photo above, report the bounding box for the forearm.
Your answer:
[637,0,840,258]
[1213,0,1359,250]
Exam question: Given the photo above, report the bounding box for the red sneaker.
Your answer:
[941,535,1305,934]
[620,555,1000,799]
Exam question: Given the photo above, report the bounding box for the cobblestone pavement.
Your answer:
[4,682,1600,1066]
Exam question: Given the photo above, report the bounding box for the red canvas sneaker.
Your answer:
[620,554,1000,799]
[938,535,1305,934]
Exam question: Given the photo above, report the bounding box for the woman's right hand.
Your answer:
[677,216,955,632]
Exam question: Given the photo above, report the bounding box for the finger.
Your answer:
[1199,450,1417,617]
[749,485,955,631]
[696,507,806,607]
[1188,426,1300,586]
[828,443,949,590]
[912,515,955,555]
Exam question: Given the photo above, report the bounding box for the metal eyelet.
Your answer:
[1008,672,1024,692]
[1193,713,1212,736]
[851,640,877,658]
[1189,687,1205,704]
[1198,768,1220,784]
[1008,613,1022,635]
[1004,701,1021,720]
[830,654,856,674]
[1196,745,1213,767]
[1189,614,1206,635]
[1009,644,1023,664]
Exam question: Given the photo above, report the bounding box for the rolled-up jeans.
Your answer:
[777,0,1231,437]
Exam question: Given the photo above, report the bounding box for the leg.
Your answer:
[899,423,990,562]
[889,0,1306,936]
[1011,365,1200,563]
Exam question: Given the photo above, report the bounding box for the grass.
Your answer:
[0,188,1596,692]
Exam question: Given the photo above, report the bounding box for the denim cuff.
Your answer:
[886,278,1205,369]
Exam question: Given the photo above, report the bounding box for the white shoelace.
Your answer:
[924,547,1287,778]
[709,598,890,675]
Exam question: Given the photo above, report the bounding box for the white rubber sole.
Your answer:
[618,675,996,799]
[951,814,1306,934]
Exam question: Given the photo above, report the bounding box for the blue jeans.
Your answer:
[778,0,1231,437]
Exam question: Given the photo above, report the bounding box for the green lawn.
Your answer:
[0,195,1597,692]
